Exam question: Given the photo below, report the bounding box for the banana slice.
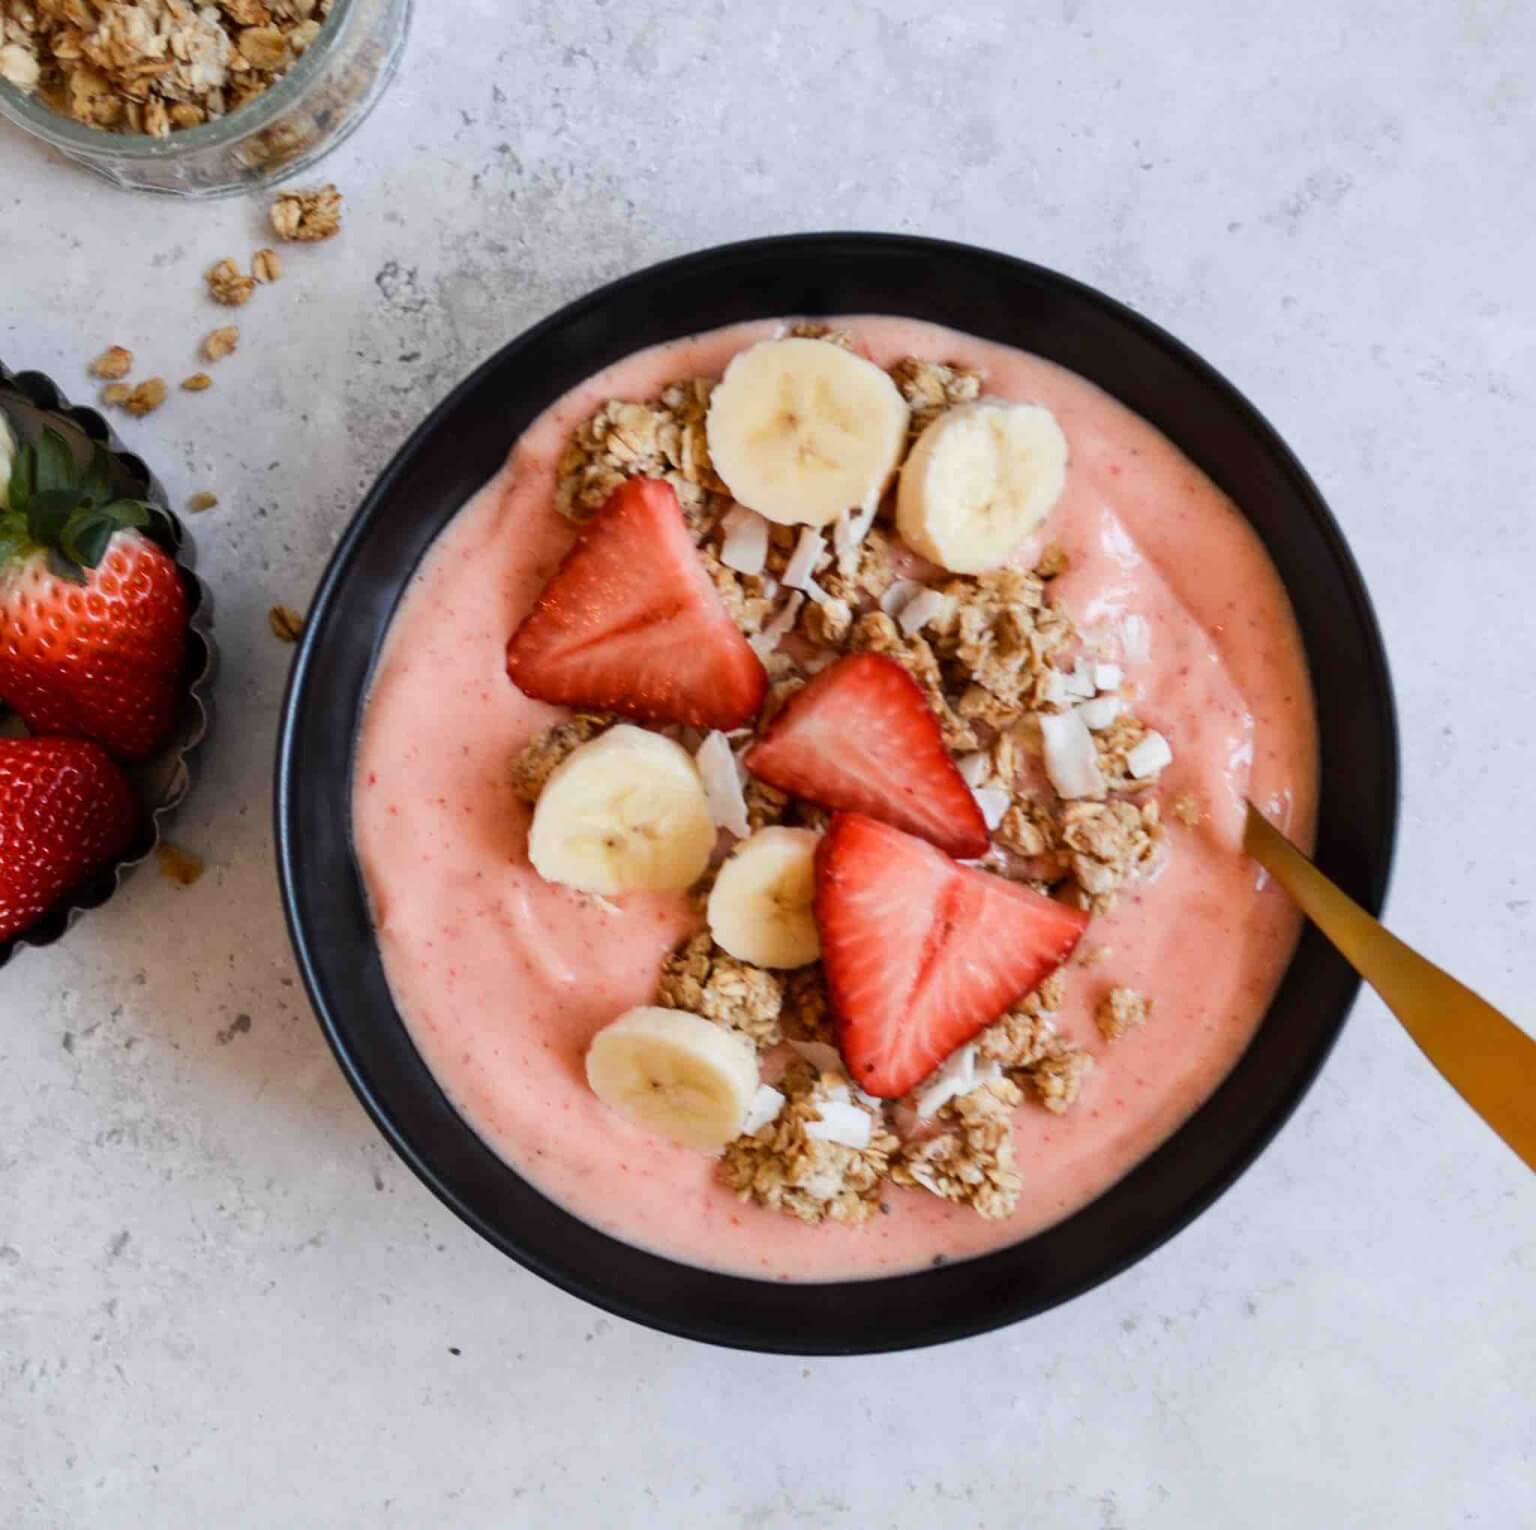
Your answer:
[705,337,910,528]
[527,724,715,896]
[585,1006,760,1151]
[896,400,1069,574]
[706,825,821,968]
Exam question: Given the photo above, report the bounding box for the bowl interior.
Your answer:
[276,234,1397,1354]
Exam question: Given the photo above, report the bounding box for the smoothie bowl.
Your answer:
[277,235,1396,1352]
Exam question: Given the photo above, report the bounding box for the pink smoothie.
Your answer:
[352,317,1317,1281]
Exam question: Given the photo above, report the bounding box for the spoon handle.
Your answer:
[1244,803,1536,1173]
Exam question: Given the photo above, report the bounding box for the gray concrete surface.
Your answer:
[2,2,1533,1525]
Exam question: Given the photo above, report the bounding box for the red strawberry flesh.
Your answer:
[744,652,989,858]
[0,533,188,762]
[0,735,139,944]
[815,812,1089,1097]
[506,478,768,730]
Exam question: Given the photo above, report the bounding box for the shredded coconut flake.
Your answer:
[742,1083,787,1134]
[804,1100,874,1149]
[1077,695,1124,731]
[1093,662,1123,692]
[1063,659,1097,699]
[897,588,954,638]
[782,527,826,592]
[833,503,879,576]
[1040,709,1106,800]
[719,504,770,576]
[956,751,993,788]
[878,578,923,617]
[1126,730,1174,779]
[749,592,805,658]
[696,731,751,839]
[972,785,1011,831]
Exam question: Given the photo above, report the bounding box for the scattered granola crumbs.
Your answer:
[780,964,836,1045]
[556,383,725,529]
[251,247,282,283]
[100,383,133,408]
[270,183,343,242]
[996,793,1061,860]
[1171,793,1203,827]
[1025,1045,1094,1115]
[978,969,1065,1070]
[699,547,777,636]
[891,1077,1024,1219]
[930,567,1074,722]
[1092,713,1155,791]
[849,610,977,752]
[180,372,213,392]
[786,321,856,351]
[720,1058,895,1225]
[888,355,984,437]
[206,257,256,307]
[799,594,852,648]
[89,346,134,381]
[1097,986,1152,1042]
[1,0,333,136]
[1061,797,1162,913]
[509,714,609,803]
[187,491,219,513]
[268,604,305,643]
[1074,943,1111,968]
[1036,542,1070,579]
[820,524,897,605]
[744,776,791,832]
[657,931,784,1049]
[122,378,168,416]
[202,326,241,362]
[155,842,204,887]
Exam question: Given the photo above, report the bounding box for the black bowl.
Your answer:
[276,234,1397,1354]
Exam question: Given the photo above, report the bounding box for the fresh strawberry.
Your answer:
[0,735,139,944]
[507,477,768,730]
[744,652,989,858]
[815,813,1089,1097]
[0,428,188,762]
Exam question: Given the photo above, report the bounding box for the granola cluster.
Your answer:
[509,714,611,803]
[1096,985,1152,1042]
[977,970,1095,1113]
[657,931,784,1049]
[719,1059,896,1226]
[555,380,726,532]
[889,355,984,438]
[1,0,332,136]
[891,1077,1024,1220]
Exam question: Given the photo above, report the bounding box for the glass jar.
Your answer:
[0,0,410,199]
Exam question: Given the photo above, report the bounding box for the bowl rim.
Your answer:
[275,232,1399,1353]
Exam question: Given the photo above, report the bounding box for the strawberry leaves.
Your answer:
[1,427,151,584]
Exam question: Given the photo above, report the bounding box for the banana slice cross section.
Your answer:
[705,337,910,528]
[585,1006,760,1151]
[897,399,1069,574]
[527,724,716,896]
[706,825,821,969]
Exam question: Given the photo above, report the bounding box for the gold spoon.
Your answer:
[1244,802,1536,1173]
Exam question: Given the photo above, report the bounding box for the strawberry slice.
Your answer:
[815,813,1089,1097]
[744,652,989,859]
[507,478,767,730]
